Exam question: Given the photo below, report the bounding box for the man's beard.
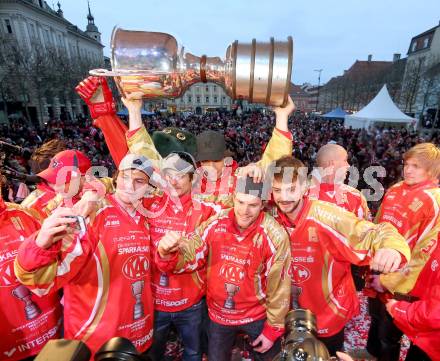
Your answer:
[276,199,301,215]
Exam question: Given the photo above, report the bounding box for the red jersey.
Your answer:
[157,209,291,342]
[308,182,370,220]
[376,180,438,242]
[20,183,56,220]
[392,244,440,360]
[377,182,440,295]
[146,192,216,312]
[269,198,410,337]
[15,195,154,354]
[0,200,62,361]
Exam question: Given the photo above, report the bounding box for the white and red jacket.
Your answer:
[391,244,440,360]
[376,181,440,296]
[0,199,62,361]
[308,182,371,220]
[376,180,438,243]
[146,192,217,312]
[15,194,154,355]
[156,209,291,342]
[268,198,410,337]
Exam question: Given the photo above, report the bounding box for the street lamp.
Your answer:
[314,69,323,112]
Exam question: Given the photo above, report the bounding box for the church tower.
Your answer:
[84,0,101,43]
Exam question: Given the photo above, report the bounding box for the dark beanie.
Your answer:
[235,175,270,200]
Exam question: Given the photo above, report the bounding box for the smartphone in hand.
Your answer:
[66,215,86,234]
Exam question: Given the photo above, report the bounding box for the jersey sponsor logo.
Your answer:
[0,249,18,263]
[381,214,403,228]
[421,239,437,255]
[214,225,228,233]
[289,263,311,284]
[118,245,150,255]
[220,254,249,266]
[212,312,254,325]
[5,324,59,357]
[0,258,17,287]
[113,235,136,243]
[314,205,341,224]
[151,228,167,234]
[132,328,153,347]
[104,219,120,227]
[432,259,439,272]
[219,263,246,284]
[122,255,149,280]
[291,256,314,263]
[3,347,17,357]
[155,298,189,307]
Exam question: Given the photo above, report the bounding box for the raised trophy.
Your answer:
[224,283,240,310]
[12,284,41,320]
[90,27,293,107]
[131,280,145,320]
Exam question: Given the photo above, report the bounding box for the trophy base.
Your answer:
[133,304,144,320]
[224,299,235,310]
[25,304,41,320]
[159,274,169,287]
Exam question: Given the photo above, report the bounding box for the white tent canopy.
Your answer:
[344,85,416,129]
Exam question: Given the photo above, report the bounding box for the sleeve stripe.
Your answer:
[57,235,85,276]
[328,260,348,312]
[414,190,440,245]
[306,216,370,260]
[74,253,103,338]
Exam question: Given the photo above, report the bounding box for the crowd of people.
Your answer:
[3,107,440,212]
[0,76,439,361]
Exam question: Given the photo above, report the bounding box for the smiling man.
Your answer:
[15,154,156,356]
[367,142,440,361]
[145,151,217,361]
[155,176,291,361]
[266,155,410,356]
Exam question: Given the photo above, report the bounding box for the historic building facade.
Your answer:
[0,0,104,124]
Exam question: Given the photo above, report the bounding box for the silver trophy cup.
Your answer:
[12,285,41,320]
[90,27,293,107]
[224,283,240,310]
[131,280,145,320]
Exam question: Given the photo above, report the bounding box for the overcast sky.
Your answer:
[58,0,439,85]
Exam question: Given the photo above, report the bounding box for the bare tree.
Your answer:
[401,57,425,113]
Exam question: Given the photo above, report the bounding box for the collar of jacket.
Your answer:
[402,179,439,192]
[276,196,311,229]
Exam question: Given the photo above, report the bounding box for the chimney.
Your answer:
[393,53,401,62]
[367,54,372,62]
